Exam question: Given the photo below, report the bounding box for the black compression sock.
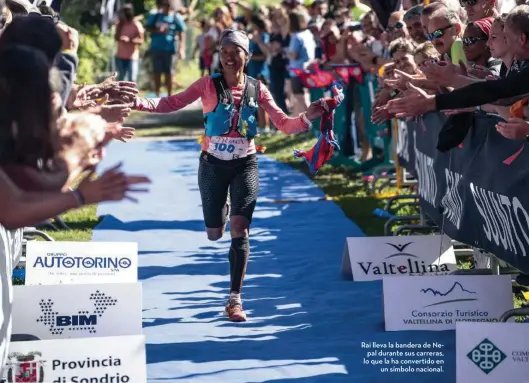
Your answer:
[229,237,250,293]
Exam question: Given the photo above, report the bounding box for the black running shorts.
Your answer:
[198,151,259,229]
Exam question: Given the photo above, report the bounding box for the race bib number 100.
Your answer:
[208,137,249,160]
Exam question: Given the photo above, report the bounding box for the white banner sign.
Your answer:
[25,241,138,285]
[341,235,457,281]
[4,335,146,383]
[383,275,513,331]
[456,323,529,382]
[12,283,142,340]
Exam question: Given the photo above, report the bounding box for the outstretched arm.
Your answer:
[257,84,309,135]
[133,76,207,113]
[0,169,79,230]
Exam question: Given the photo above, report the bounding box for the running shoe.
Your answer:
[225,294,247,322]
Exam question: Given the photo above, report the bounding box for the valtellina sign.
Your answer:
[383,275,513,331]
[341,235,457,281]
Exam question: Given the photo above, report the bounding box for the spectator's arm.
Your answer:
[435,67,529,110]
[254,35,271,58]
[56,52,79,109]
[2,165,69,192]
[132,23,145,45]
[145,13,158,32]
[114,22,122,42]
[288,36,301,60]
[0,169,79,230]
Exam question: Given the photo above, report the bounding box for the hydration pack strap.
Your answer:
[211,74,233,105]
[211,74,260,107]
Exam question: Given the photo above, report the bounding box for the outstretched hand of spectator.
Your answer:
[87,103,132,123]
[371,106,394,124]
[467,64,495,79]
[73,89,109,110]
[56,21,79,53]
[77,163,151,204]
[387,83,436,118]
[106,124,135,143]
[85,72,139,103]
[373,87,393,109]
[496,117,529,140]
[420,60,463,88]
[384,69,413,92]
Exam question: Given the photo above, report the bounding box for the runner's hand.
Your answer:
[306,99,326,120]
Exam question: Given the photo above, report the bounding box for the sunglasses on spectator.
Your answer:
[426,25,453,41]
[387,21,404,32]
[460,0,478,6]
[462,36,487,45]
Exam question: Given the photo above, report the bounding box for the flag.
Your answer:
[294,82,344,174]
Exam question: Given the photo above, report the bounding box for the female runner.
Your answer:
[132,29,325,322]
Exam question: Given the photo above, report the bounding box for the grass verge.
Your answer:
[134,125,202,138]
[41,206,100,242]
[257,131,388,236]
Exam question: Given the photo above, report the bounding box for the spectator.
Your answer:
[248,15,270,81]
[288,9,316,116]
[350,0,371,21]
[249,15,272,133]
[388,38,418,74]
[503,4,529,72]
[145,0,186,97]
[387,11,410,42]
[268,6,291,113]
[487,14,514,75]
[463,18,500,72]
[309,0,327,23]
[404,5,427,43]
[461,0,515,22]
[193,20,209,76]
[413,41,441,67]
[115,3,144,83]
[425,5,467,64]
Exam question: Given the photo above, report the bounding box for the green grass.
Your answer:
[134,125,202,138]
[41,206,101,242]
[257,132,391,236]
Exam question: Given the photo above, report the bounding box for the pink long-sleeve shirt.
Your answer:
[134,75,309,160]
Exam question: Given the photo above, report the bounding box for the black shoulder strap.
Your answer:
[243,76,259,107]
[211,74,233,104]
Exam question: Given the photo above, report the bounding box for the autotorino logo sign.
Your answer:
[6,351,45,383]
[32,253,131,272]
[36,290,117,335]
[403,282,495,326]
[357,242,451,276]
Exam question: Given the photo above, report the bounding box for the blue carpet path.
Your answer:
[92,140,456,382]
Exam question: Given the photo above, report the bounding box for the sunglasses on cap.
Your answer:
[460,0,477,6]
[426,25,453,41]
[462,36,487,45]
[386,21,404,32]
